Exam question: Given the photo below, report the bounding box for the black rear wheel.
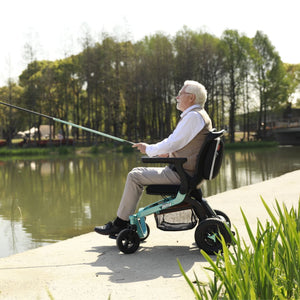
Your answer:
[117,229,140,254]
[214,209,231,228]
[195,218,231,255]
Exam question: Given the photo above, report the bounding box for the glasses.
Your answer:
[177,92,193,97]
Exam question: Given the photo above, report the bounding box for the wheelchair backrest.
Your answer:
[190,129,225,187]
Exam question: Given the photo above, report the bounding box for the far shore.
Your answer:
[0,140,280,158]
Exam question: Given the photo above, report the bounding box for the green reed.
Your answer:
[179,197,300,299]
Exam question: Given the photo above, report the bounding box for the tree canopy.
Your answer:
[0,28,299,144]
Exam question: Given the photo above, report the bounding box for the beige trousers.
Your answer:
[117,166,181,220]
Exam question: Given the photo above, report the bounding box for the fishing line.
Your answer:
[0,101,134,145]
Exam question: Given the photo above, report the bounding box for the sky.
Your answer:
[1,0,300,87]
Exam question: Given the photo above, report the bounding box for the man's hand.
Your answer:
[132,143,148,154]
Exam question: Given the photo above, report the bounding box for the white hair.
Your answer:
[184,80,207,107]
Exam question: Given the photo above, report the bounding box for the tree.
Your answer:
[0,81,23,144]
[173,27,198,90]
[144,33,174,139]
[284,63,300,107]
[192,32,224,128]
[78,26,95,143]
[220,30,250,143]
[251,31,288,137]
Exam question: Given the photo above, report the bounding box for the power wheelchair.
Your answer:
[116,129,233,254]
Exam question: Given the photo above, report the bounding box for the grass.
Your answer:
[179,197,300,299]
[0,146,77,157]
[0,142,134,158]
[225,140,278,150]
[87,143,134,154]
[0,147,53,156]
[0,139,276,158]
[46,288,55,300]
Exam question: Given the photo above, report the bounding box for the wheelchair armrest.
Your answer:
[141,157,187,164]
[142,156,190,194]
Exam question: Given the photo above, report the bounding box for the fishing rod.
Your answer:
[0,101,135,145]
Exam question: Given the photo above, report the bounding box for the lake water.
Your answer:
[1,146,300,258]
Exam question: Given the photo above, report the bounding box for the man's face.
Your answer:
[176,86,194,112]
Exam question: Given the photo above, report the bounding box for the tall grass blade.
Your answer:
[241,208,256,247]
[177,259,202,300]
[261,196,279,227]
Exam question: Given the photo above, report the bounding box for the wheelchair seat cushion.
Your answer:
[145,184,180,195]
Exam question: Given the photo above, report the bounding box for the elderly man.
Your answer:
[95,80,212,236]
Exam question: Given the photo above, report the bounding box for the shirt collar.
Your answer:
[180,104,202,118]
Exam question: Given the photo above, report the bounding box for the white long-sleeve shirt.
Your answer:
[146,105,205,157]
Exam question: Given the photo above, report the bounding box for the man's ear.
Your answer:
[190,93,196,104]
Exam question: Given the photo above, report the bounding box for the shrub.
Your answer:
[179,197,300,299]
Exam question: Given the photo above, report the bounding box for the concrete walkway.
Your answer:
[0,170,299,300]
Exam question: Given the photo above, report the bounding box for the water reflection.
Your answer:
[0,146,299,258]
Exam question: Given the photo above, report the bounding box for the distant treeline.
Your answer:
[0,27,299,144]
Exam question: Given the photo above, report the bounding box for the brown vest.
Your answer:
[170,108,212,176]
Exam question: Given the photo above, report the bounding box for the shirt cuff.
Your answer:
[145,144,157,157]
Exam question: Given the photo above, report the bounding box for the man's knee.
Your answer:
[127,167,147,186]
[127,167,141,181]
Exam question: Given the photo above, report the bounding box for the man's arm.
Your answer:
[133,111,205,156]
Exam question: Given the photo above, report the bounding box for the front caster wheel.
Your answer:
[117,229,140,254]
[140,223,150,241]
[195,218,231,255]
